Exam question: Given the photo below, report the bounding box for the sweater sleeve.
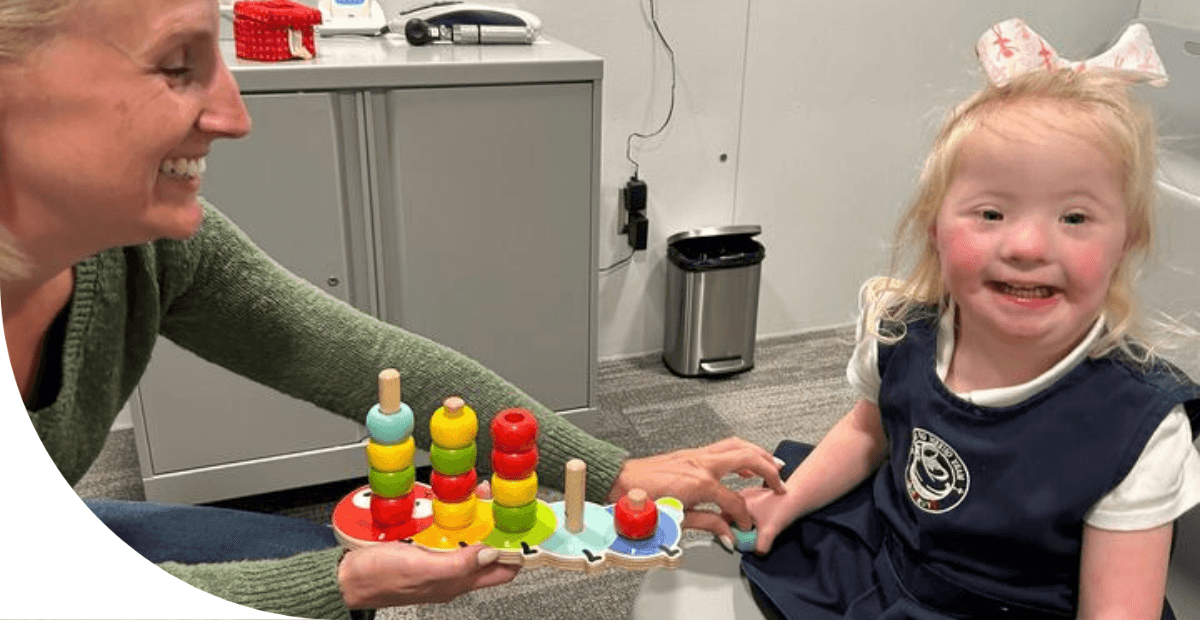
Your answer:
[158,547,350,620]
[158,203,628,498]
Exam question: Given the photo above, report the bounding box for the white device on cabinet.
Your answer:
[318,0,387,36]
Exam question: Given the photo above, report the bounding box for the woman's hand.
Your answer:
[606,437,785,544]
[337,542,520,609]
[338,479,515,609]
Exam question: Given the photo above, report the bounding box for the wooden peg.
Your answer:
[443,396,465,416]
[564,459,586,534]
[378,369,400,414]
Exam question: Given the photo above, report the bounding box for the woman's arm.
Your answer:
[159,204,629,500]
[742,398,888,553]
[1077,522,1172,620]
[164,205,785,518]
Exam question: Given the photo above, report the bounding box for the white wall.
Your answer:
[1139,0,1200,27]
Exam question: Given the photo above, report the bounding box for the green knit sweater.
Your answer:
[29,201,629,619]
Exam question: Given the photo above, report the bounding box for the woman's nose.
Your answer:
[197,60,251,139]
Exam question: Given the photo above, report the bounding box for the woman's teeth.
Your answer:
[160,157,206,178]
[995,282,1053,299]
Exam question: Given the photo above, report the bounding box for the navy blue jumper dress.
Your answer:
[742,316,1200,619]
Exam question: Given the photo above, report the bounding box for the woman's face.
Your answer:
[0,0,250,253]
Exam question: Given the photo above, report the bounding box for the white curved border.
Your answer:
[0,299,283,618]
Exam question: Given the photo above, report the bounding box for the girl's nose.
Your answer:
[197,60,251,139]
[1000,219,1053,265]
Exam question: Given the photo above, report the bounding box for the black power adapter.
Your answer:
[622,177,649,250]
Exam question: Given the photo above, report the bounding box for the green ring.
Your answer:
[492,500,537,533]
[430,442,477,476]
[369,465,415,498]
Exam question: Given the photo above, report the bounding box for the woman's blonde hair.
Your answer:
[0,0,74,62]
[866,68,1159,362]
[0,0,75,279]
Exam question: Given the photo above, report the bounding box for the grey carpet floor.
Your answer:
[72,327,857,619]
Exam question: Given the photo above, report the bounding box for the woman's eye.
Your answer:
[161,65,193,79]
[159,48,196,83]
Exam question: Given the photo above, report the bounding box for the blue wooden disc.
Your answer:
[366,403,414,444]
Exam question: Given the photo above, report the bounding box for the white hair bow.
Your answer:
[976,18,1168,87]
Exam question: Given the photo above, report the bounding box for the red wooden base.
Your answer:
[332,484,436,546]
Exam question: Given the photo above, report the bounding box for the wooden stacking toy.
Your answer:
[411,396,495,548]
[361,369,429,540]
[331,369,686,572]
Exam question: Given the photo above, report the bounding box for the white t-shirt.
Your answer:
[846,296,1200,531]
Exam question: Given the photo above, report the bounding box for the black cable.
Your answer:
[624,0,677,179]
[599,246,637,273]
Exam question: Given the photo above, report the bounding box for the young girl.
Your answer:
[739,19,1200,620]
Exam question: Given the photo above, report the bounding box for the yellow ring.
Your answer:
[490,473,538,508]
[366,436,415,472]
[433,495,479,530]
[430,404,478,450]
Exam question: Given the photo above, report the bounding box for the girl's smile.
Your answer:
[990,281,1059,310]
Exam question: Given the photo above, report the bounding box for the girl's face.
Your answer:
[932,102,1128,359]
[0,0,250,253]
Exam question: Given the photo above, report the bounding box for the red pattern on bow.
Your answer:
[976,18,1168,87]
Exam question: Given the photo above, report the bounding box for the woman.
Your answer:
[0,0,784,617]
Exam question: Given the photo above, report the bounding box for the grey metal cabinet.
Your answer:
[129,38,602,504]
[371,84,594,412]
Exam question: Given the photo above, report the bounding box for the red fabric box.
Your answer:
[234,0,323,62]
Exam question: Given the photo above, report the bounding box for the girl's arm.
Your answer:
[742,398,888,553]
[1077,522,1172,619]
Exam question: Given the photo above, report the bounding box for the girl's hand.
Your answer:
[739,485,794,554]
[337,542,520,609]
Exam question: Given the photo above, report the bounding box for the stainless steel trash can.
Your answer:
[662,225,765,376]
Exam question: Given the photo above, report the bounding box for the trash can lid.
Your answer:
[667,225,762,245]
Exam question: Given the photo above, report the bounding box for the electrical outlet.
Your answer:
[620,177,648,250]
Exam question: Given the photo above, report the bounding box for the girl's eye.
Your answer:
[979,209,1003,222]
[1062,212,1088,225]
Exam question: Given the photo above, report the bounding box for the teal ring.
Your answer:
[731,526,757,552]
[366,403,414,445]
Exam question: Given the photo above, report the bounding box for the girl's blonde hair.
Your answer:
[866,68,1159,362]
[0,0,75,280]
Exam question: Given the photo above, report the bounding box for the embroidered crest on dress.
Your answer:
[905,428,969,514]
